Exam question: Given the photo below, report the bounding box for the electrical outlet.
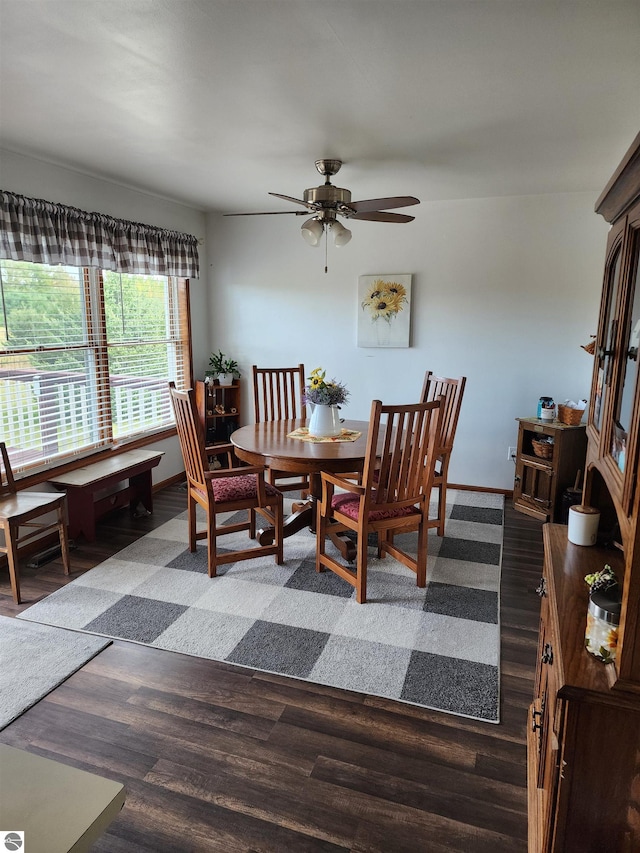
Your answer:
[508,446,517,461]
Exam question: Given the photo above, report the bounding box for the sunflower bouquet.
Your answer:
[361,278,408,324]
[304,367,349,406]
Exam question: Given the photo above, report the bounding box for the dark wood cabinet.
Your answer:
[528,526,634,853]
[527,132,640,851]
[513,417,586,523]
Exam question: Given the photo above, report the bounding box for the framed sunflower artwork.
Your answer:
[357,274,412,347]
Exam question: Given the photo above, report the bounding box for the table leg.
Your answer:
[256,500,313,545]
[257,472,357,562]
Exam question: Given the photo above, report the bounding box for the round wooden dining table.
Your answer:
[230,418,371,558]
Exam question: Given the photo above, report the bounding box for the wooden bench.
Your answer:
[49,449,164,541]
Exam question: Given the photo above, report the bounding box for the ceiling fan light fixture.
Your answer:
[301,217,324,246]
[331,220,352,247]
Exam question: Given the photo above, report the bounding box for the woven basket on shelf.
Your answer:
[531,438,554,459]
[557,404,584,426]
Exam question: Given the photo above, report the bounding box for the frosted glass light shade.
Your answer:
[331,220,352,247]
[301,217,324,246]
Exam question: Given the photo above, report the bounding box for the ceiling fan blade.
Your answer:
[349,196,420,213]
[268,192,313,208]
[350,211,415,223]
[224,210,309,216]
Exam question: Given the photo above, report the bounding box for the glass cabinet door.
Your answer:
[610,215,640,508]
[591,224,624,435]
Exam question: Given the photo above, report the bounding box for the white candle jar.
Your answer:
[585,588,621,663]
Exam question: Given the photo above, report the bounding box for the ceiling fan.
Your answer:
[224,159,419,261]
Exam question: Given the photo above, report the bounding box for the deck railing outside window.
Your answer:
[0,259,190,475]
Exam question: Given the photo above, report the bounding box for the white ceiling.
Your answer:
[1,0,639,214]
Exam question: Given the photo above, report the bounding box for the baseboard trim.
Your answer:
[153,471,185,492]
[448,483,513,497]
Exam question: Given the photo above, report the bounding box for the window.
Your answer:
[0,259,191,474]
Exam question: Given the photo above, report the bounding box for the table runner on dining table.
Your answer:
[287,427,362,443]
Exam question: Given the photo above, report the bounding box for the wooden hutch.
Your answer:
[527,133,640,851]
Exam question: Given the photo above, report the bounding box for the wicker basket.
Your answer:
[558,404,584,426]
[531,438,554,459]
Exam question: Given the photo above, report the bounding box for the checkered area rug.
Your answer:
[18,490,504,722]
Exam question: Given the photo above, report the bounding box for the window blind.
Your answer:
[0,259,190,474]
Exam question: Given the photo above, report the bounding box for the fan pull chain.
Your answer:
[324,225,328,274]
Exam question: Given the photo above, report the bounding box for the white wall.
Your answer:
[0,149,208,483]
[1,149,611,491]
[206,192,609,490]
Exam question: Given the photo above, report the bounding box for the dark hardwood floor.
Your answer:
[0,486,543,852]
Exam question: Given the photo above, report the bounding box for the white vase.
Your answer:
[308,403,341,438]
[218,373,234,386]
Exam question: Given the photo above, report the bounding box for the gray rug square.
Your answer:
[450,504,504,525]
[364,567,430,609]
[17,584,125,630]
[423,581,499,624]
[17,489,504,723]
[311,634,413,695]
[130,565,218,605]
[401,650,499,721]
[443,516,504,545]
[450,491,504,509]
[85,595,188,643]
[332,599,424,649]
[285,558,354,597]
[437,536,502,565]
[429,555,500,592]
[165,546,212,573]
[259,586,350,633]
[72,558,163,593]
[412,610,499,666]
[227,620,330,678]
[193,576,284,618]
[106,535,187,566]
[153,607,255,658]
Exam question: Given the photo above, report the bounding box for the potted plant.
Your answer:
[208,350,240,386]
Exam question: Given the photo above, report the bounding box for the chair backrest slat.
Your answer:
[421,372,466,454]
[363,400,443,509]
[0,442,17,495]
[168,382,208,490]
[253,364,305,423]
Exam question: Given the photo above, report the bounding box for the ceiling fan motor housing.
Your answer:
[304,185,352,207]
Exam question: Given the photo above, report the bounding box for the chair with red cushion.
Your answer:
[169,382,283,576]
[421,372,466,536]
[316,398,443,604]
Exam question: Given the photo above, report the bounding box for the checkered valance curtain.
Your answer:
[0,190,199,278]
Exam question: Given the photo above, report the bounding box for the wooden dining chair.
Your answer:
[421,371,467,536]
[0,442,70,603]
[316,398,444,604]
[252,363,309,495]
[169,382,284,576]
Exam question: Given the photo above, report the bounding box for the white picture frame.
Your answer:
[357,274,412,348]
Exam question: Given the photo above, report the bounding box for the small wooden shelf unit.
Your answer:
[195,379,241,448]
[513,417,587,523]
